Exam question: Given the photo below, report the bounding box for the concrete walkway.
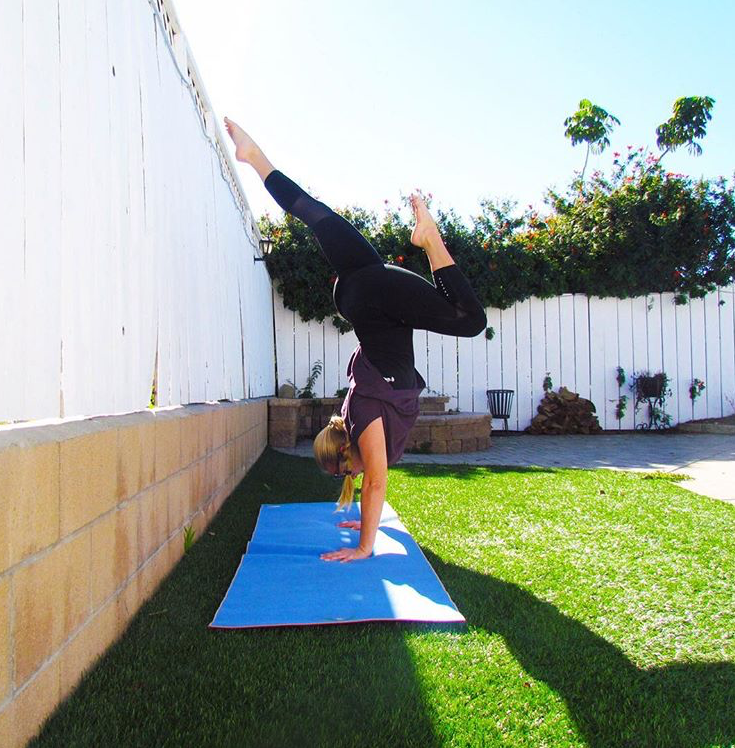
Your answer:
[275,432,735,505]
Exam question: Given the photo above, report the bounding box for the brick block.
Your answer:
[269,426,297,449]
[115,573,141,626]
[430,425,452,441]
[60,601,119,702]
[181,415,199,468]
[429,440,447,454]
[90,513,117,609]
[461,437,478,452]
[212,408,226,450]
[449,423,479,440]
[408,425,431,443]
[154,414,181,484]
[8,659,60,748]
[115,500,139,585]
[137,486,168,565]
[476,436,490,450]
[60,428,118,536]
[0,577,10,702]
[268,406,299,424]
[198,410,213,457]
[472,419,491,438]
[447,439,463,453]
[117,425,143,502]
[14,532,91,685]
[168,472,190,535]
[168,532,185,570]
[0,441,60,571]
[189,461,204,515]
[225,405,237,443]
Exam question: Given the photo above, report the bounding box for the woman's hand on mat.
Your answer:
[337,520,361,530]
[320,546,371,562]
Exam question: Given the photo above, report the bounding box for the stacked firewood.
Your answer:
[526,386,602,434]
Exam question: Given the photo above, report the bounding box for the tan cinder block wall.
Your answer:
[0,398,267,748]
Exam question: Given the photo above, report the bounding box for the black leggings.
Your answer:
[264,170,486,387]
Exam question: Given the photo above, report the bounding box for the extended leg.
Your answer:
[224,117,382,276]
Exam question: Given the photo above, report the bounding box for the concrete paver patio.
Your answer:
[274,432,735,505]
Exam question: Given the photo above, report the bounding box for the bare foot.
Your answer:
[223,116,259,163]
[410,193,441,250]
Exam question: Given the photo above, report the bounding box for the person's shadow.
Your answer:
[422,549,735,748]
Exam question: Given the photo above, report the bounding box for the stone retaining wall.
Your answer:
[404,414,492,453]
[0,399,267,747]
[269,397,490,453]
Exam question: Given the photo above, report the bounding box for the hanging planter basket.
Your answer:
[636,373,666,399]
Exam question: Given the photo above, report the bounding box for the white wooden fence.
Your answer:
[274,285,735,430]
[0,0,275,424]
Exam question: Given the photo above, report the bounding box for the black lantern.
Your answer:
[254,237,274,262]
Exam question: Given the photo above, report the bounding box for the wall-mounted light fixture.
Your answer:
[254,237,274,262]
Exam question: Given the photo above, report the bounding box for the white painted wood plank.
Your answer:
[413,328,428,392]
[133,0,160,410]
[646,294,667,425]
[337,328,359,391]
[559,295,576,393]
[323,321,340,398]
[704,290,722,417]
[478,308,500,414]
[24,0,63,418]
[483,308,502,416]
[425,332,444,397]
[292,313,311,394]
[529,297,546,413]
[0,0,25,421]
[108,0,135,410]
[719,287,735,415]
[588,298,608,429]
[630,296,649,428]
[514,300,532,431]
[615,299,635,430]
[690,298,707,421]
[499,306,518,428]
[274,297,295,392]
[601,297,619,430]
[58,0,90,418]
[573,295,590,401]
[441,335,459,410]
[659,293,679,425]
[674,300,693,424]
[544,297,562,393]
[457,334,474,412]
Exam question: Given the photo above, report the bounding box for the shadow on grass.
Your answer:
[32,450,440,748]
[423,548,735,748]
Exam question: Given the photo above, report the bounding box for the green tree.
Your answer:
[564,99,621,182]
[653,95,715,167]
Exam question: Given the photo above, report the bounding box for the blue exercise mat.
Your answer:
[210,501,465,629]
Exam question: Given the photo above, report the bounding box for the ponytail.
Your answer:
[313,415,357,510]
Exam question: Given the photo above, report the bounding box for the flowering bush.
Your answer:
[260,157,735,330]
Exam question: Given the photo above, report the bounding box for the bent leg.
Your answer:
[382,265,487,337]
[264,170,382,277]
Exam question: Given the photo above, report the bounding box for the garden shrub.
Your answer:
[259,156,735,330]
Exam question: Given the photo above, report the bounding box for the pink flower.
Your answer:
[614,152,620,157]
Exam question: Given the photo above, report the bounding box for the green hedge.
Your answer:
[259,154,735,330]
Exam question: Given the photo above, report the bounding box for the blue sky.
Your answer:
[173,0,735,225]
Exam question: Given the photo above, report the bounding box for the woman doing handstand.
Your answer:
[224,117,486,563]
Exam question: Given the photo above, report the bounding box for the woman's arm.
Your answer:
[320,418,387,562]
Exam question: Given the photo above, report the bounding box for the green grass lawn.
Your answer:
[33,450,735,747]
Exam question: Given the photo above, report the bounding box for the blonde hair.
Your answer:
[313,415,356,510]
